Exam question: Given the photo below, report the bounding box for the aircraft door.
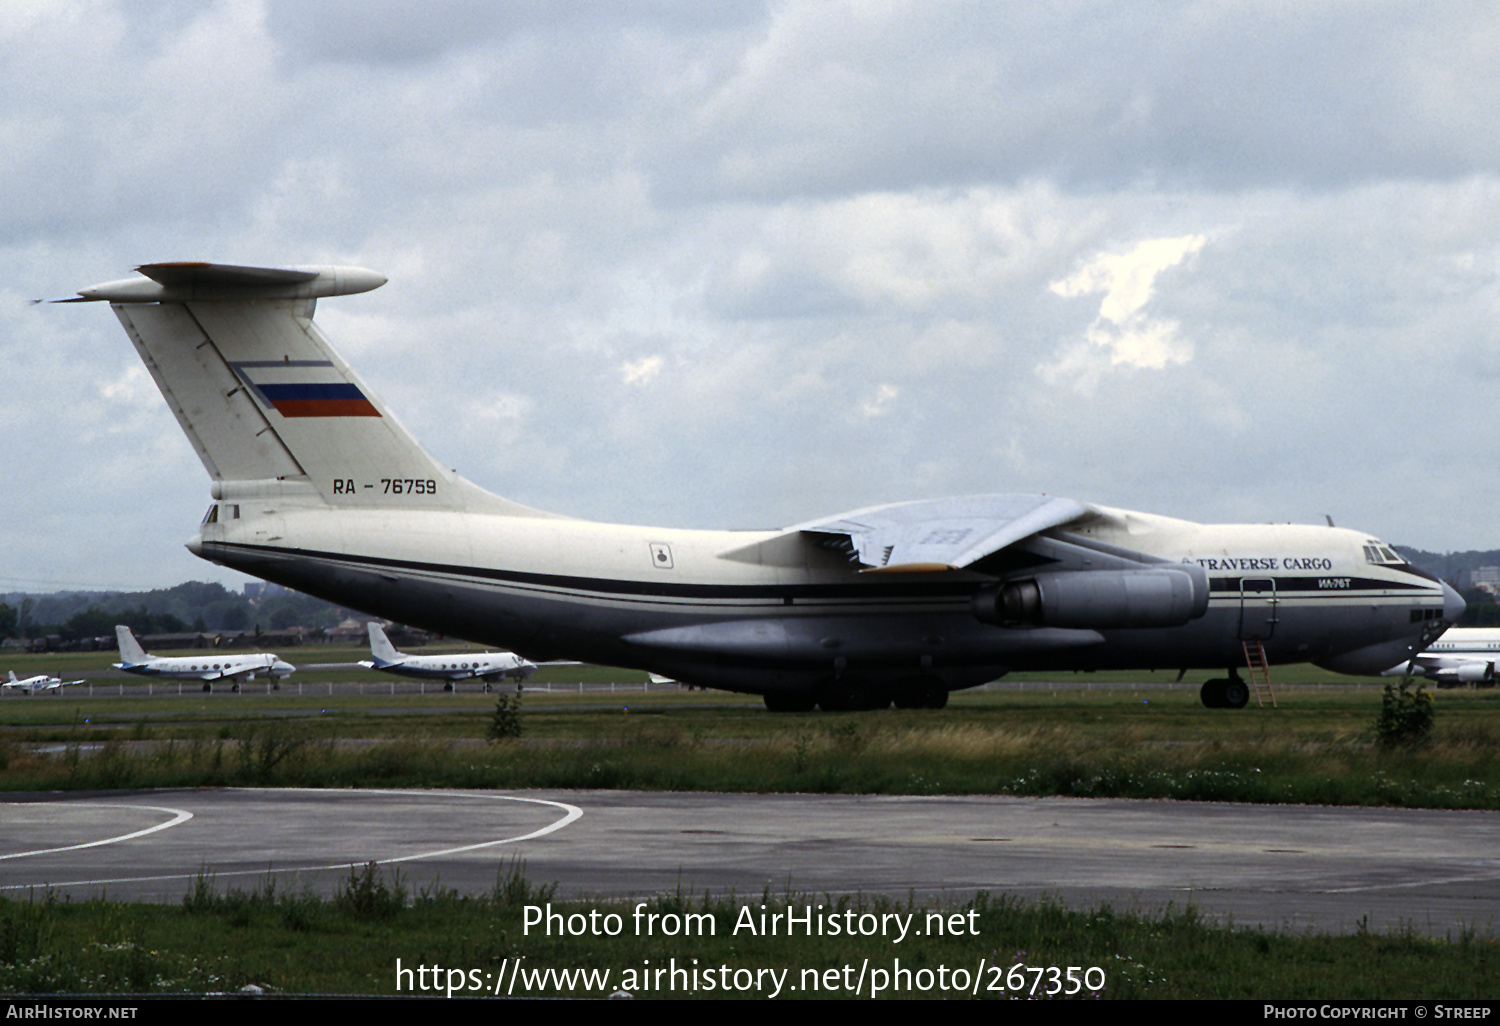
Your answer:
[1238,578,1278,640]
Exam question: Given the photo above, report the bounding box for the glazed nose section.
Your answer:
[1443,581,1466,623]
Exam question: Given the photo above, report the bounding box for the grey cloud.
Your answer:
[647,3,1500,200]
[263,0,767,66]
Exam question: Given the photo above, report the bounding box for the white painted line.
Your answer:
[0,804,193,860]
[360,790,583,862]
[0,789,582,891]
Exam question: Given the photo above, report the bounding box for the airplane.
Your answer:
[3,671,85,694]
[112,624,296,692]
[1381,626,1500,687]
[358,622,535,690]
[51,262,1463,712]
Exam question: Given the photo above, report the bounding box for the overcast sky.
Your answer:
[4,1,1499,592]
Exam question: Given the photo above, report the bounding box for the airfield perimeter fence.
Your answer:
[0,677,1404,701]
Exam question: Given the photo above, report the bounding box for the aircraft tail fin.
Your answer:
[6,671,15,683]
[367,622,404,665]
[115,625,148,665]
[67,263,548,516]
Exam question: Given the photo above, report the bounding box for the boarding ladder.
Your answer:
[1241,640,1277,708]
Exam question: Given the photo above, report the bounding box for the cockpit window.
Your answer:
[1363,541,1404,565]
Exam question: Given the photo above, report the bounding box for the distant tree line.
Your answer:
[0,581,347,642]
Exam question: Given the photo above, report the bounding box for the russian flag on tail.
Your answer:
[254,382,381,417]
[231,361,382,418]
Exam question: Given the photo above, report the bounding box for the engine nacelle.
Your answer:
[973,566,1210,630]
[1455,662,1495,684]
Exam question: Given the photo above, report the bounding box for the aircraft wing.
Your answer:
[722,494,1094,571]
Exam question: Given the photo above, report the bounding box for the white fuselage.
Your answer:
[192,496,1460,696]
[2,674,80,693]
[114,652,296,682]
[363,652,535,682]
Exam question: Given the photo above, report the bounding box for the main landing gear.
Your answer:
[1200,671,1249,710]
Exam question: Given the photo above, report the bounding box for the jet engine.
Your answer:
[973,566,1210,630]
[1452,662,1495,685]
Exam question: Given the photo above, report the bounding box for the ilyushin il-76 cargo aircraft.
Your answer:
[51,262,1463,712]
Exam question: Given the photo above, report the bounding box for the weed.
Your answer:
[790,731,811,773]
[1376,680,1435,748]
[234,725,306,782]
[486,691,523,742]
[335,862,406,920]
[492,856,556,907]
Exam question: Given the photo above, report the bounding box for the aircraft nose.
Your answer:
[1443,581,1466,623]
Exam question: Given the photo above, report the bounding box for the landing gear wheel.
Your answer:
[231,682,241,693]
[1200,679,1227,708]
[764,692,816,712]
[1221,680,1250,709]
[923,688,949,710]
[202,683,212,693]
[443,682,454,692]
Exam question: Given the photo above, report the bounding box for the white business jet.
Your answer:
[112,625,296,692]
[52,262,1463,712]
[1382,626,1500,687]
[359,622,535,690]
[3,671,85,694]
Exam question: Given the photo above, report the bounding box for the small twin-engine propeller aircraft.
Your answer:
[359,622,535,690]
[2,671,85,694]
[112,625,296,692]
[52,263,1462,711]
[1382,626,1500,687]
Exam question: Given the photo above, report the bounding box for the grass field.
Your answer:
[3,649,1499,808]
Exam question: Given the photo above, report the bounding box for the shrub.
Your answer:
[1376,680,1435,748]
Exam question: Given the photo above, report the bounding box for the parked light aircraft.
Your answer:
[112,625,295,691]
[359,622,535,689]
[1381,627,1500,687]
[54,262,1463,711]
[3,671,84,694]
